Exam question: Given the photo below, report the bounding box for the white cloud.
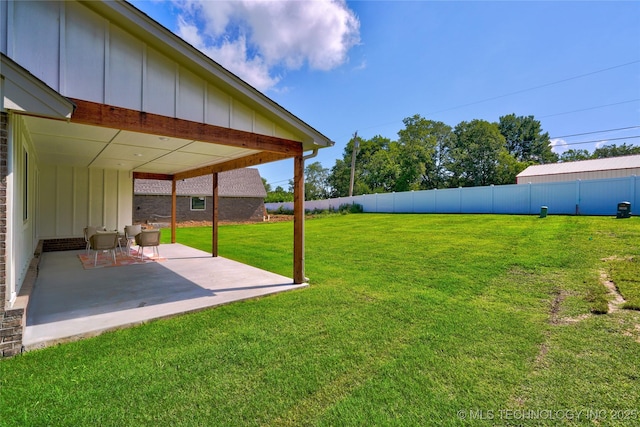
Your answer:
[173,0,360,91]
[595,140,608,148]
[550,138,568,154]
[352,59,367,71]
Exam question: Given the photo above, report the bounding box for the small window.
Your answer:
[23,149,28,221]
[191,196,206,211]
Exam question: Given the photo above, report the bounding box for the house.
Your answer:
[517,155,640,184]
[134,169,268,224]
[0,0,333,357]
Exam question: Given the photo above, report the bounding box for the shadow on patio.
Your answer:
[24,243,306,351]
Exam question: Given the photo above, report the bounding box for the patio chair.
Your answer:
[135,230,161,260]
[84,226,102,254]
[124,224,142,256]
[89,232,119,266]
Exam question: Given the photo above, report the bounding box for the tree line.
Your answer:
[264,113,640,201]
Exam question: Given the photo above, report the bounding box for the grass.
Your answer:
[1,214,639,426]
[606,256,640,310]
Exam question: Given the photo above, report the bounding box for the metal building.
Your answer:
[516,154,640,184]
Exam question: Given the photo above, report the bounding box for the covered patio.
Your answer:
[24,243,306,350]
[1,0,333,357]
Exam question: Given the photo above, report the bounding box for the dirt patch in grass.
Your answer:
[175,215,294,228]
[600,269,626,313]
[548,288,565,325]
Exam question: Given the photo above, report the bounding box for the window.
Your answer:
[23,149,28,221]
[191,196,206,211]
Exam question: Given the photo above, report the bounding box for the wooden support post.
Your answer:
[212,172,219,257]
[171,179,177,243]
[293,155,305,284]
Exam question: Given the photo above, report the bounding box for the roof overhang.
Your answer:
[1,53,75,119]
[19,98,303,179]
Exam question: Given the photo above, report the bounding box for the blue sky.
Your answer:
[130,0,640,188]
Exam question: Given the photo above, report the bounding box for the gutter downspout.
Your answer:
[302,148,319,161]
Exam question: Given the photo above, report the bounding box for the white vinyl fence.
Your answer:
[266,176,639,216]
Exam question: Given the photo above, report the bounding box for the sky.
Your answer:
[129,0,640,189]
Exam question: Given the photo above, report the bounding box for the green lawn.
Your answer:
[1,214,639,426]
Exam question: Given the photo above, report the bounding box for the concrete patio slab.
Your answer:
[24,244,306,350]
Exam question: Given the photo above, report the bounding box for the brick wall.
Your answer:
[0,112,6,310]
[0,111,22,357]
[133,195,265,223]
[42,238,86,252]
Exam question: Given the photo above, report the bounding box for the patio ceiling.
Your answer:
[24,115,262,175]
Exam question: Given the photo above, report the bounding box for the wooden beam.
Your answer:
[174,151,291,180]
[212,173,219,257]
[133,172,173,181]
[171,179,177,244]
[69,98,303,155]
[293,155,305,284]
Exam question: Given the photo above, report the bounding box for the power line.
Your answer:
[539,99,640,119]
[551,126,640,140]
[425,60,640,116]
[350,60,640,138]
[268,178,292,185]
[555,135,640,147]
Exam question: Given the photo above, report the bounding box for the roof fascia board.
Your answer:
[80,0,333,149]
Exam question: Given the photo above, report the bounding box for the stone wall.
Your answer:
[133,195,265,223]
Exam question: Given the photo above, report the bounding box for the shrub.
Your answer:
[338,203,364,214]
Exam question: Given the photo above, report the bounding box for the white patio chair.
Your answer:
[84,226,102,254]
[89,232,119,266]
[135,230,161,260]
[124,224,142,256]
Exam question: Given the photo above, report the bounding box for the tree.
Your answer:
[498,114,557,164]
[560,149,591,162]
[302,161,330,200]
[367,143,400,193]
[327,158,351,197]
[395,115,433,191]
[359,135,396,193]
[450,120,507,187]
[592,143,640,159]
[494,151,530,185]
[327,134,395,196]
[261,178,272,193]
[394,115,455,191]
[265,185,293,203]
[420,119,454,189]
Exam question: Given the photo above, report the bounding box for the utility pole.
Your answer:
[348,131,359,197]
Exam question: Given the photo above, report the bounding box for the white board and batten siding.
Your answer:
[2,0,300,142]
[38,165,133,239]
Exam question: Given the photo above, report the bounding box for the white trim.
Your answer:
[6,113,16,305]
[1,53,74,119]
[190,196,206,211]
